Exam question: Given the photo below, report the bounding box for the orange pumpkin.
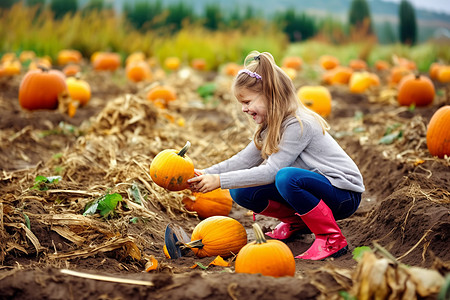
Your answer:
[183,188,233,219]
[19,67,67,110]
[146,85,177,109]
[235,223,295,277]
[185,216,247,258]
[397,74,435,107]
[426,106,450,158]
[374,60,390,71]
[297,85,332,117]
[223,63,242,76]
[191,58,207,71]
[428,62,442,80]
[149,141,194,191]
[62,64,81,77]
[19,50,36,63]
[319,55,339,70]
[125,51,146,66]
[349,59,368,70]
[126,60,152,82]
[282,56,302,71]
[437,66,450,83]
[164,56,181,71]
[57,49,82,66]
[349,72,380,93]
[0,60,21,76]
[66,75,91,107]
[388,66,412,86]
[322,66,353,85]
[92,52,121,71]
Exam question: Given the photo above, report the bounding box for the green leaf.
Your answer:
[352,246,372,261]
[193,262,208,270]
[197,82,216,99]
[129,182,142,205]
[31,175,62,191]
[83,193,122,217]
[130,217,139,224]
[98,193,123,217]
[22,212,31,229]
[378,131,403,145]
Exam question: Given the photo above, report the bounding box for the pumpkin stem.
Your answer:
[252,223,267,244]
[38,65,49,72]
[177,141,191,157]
[180,239,204,250]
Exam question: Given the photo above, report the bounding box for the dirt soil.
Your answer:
[0,65,449,300]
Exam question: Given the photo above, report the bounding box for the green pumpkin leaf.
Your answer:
[83,193,122,217]
[352,246,372,261]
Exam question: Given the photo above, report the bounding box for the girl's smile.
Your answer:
[236,88,267,124]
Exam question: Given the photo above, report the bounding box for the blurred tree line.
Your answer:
[2,0,418,45]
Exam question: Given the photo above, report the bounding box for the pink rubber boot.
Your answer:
[295,200,348,260]
[256,200,308,240]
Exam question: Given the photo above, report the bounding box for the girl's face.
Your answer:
[235,88,267,124]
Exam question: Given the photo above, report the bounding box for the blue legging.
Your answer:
[230,167,361,220]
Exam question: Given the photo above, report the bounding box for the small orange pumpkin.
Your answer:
[92,52,121,71]
[126,60,152,82]
[146,85,177,109]
[19,50,36,63]
[150,141,194,191]
[428,62,442,80]
[66,75,91,107]
[0,60,21,76]
[191,58,207,71]
[426,106,450,158]
[57,49,82,66]
[397,74,435,107]
[223,63,242,76]
[185,216,247,258]
[388,66,412,86]
[374,60,390,71]
[297,85,332,117]
[282,56,302,71]
[164,56,181,71]
[437,66,450,83]
[183,188,233,219]
[19,67,67,110]
[62,64,81,77]
[319,55,339,70]
[349,72,380,93]
[235,223,295,277]
[349,59,368,70]
[322,66,353,85]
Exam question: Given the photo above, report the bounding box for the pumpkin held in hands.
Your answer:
[426,106,450,158]
[182,188,233,219]
[183,216,247,258]
[150,141,194,191]
[235,223,296,277]
[19,67,67,110]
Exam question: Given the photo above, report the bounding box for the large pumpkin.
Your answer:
[185,216,247,258]
[397,74,435,107]
[297,85,332,117]
[182,188,233,219]
[235,223,295,277]
[19,67,67,110]
[150,141,194,191]
[426,106,450,158]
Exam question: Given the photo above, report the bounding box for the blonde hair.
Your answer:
[232,51,330,159]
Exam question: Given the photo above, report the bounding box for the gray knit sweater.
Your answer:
[203,110,365,193]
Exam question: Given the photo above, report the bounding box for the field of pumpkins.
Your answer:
[0,47,449,299]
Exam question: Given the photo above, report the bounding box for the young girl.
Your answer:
[187,51,365,261]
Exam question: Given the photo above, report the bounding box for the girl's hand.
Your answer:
[188,173,220,193]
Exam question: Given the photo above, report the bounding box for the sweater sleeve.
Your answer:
[218,120,310,189]
[202,140,264,174]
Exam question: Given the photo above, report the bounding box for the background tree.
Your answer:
[203,4,223,31]
[399,0,417,45]
[50,0,77,19]
[124,0,163,31]
[0,0,17,9]
[274,9,317,42]
[348,0,373,35]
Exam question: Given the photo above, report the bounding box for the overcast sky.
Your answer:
[383,0,450,14]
